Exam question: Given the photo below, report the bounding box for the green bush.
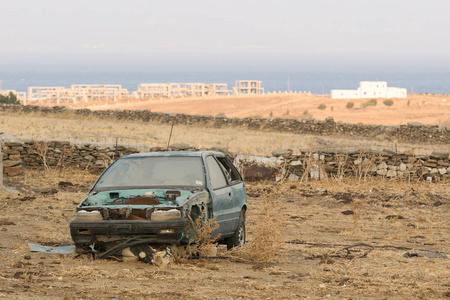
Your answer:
[361,98,377,108]
[0,92,20,105]
[383,99,394,106]
[317,103,326,110]
[303,110,308,115]
[346,102,354,109]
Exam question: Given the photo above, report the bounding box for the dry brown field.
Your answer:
[0,169,448,299]
[1,100,449,299]
[34,93,450,127]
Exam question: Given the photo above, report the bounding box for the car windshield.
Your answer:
[93,156,205,192]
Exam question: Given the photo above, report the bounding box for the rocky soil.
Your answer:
[0,169,449,299]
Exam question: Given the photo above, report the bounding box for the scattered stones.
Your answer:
[169,143,191,151]
[38,187,58,195]
[272,149,292,158]
[333,193,353,204]
[385,215,405,220]
[341,210,354,215]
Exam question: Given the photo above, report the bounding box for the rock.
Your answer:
[288,174,299,182]
[438,160,450,167]
[2,149,20,155]
[8,154,21,160]
[290,160,302,166]
[377,162,388,170]
[94,160,106,168]
[215,114,227,119]
[272,149,292,158]
[438,168,447,175]
[83,155,95,161]
[38,187,58,195]
[377,169,387,176]
[386,215,405,220]
[3,160,21,167]
[386,170,397,177]
[399,163,407,171]
[431,151,449,159]
[152,250,171,267]
[407,122,423,128]
[423,161,438,168]
[4,166,21,176]
[170,143,190,151]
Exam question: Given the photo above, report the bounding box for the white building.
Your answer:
[331,81,407,99]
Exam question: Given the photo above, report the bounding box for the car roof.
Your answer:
[124,151,226,159]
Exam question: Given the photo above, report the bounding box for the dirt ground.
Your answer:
[34,93,450,126]
[0,169,448,299]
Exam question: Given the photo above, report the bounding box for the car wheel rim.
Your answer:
[237,226,245,245]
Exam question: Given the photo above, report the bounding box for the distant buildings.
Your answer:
[233,80,264,95]
[331,81,407,99]
[2,80,265,105]
[136,83,231,98]
[0,89,26,102]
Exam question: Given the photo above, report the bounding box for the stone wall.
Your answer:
[2,140,449,182]
[1,104,448,144]
[263,148,450,183]
[1,141,138,176]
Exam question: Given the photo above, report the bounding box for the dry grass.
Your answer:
[1,111,447,156]
[185,212,221,258]
[230,197,285,264]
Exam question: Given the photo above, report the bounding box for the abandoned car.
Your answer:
[70,151,247,257]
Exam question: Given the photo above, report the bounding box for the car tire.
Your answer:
[226,210,246,250]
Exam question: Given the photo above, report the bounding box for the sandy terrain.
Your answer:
[37,94,450,126]
[0,169,448,299]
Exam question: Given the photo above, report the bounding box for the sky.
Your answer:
[1,0,450,71]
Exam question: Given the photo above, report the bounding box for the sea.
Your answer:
[1,69,450,95]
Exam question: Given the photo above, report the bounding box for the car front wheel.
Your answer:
[226,210,246,250]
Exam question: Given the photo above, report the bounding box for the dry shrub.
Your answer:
[185,211,220,258]
[31,140,49,169]
[383,99,394,106]
[230,197,284,263]
[362,98,377,108]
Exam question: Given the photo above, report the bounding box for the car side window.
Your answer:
[206,156,228,190]
[216,156,242,183]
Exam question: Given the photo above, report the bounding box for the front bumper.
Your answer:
[70,218,189,245]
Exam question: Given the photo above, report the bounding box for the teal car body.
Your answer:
[70,151,247,252]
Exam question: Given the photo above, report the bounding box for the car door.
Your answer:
[205,155,236,236]
[215,155,246,228]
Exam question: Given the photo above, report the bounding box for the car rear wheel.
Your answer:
[226,210,246,250]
